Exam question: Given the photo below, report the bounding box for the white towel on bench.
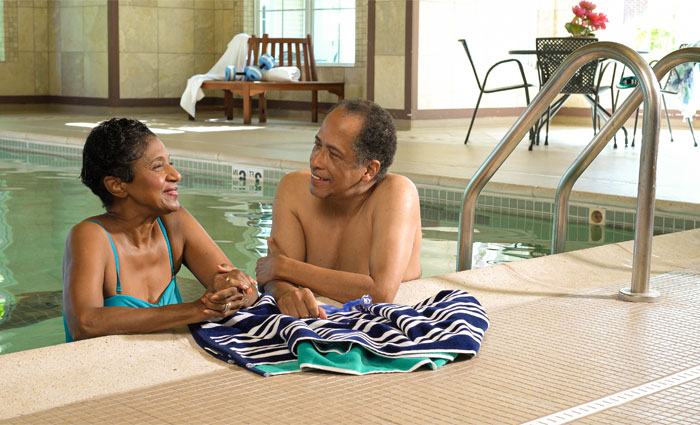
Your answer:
[180,33,250,117]
[262,66,301,82]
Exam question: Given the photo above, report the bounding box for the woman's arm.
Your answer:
[62,221,237,341]
[167,208,258,308]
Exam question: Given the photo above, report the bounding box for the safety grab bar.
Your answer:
[457,43,661,287]
[550,47,700,301]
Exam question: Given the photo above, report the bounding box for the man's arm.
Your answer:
[257,174,421,304]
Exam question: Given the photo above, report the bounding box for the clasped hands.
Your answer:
[256,238,327,320]
[199,264,257,319]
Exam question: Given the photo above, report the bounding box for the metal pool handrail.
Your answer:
[457,42,661,274]
[549,47,700,302]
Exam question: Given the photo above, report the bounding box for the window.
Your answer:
[255,0,356,65]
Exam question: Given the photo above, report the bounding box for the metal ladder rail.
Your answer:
[550,47,700,302]
[457,42,661,272]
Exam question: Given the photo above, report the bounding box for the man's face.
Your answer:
[309,108,366,200]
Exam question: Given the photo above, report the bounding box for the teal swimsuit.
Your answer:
[64,217,183,342]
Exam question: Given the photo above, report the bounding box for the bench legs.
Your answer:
[258,93,267,123]
[224,91,234,120]
[312,90,318,123]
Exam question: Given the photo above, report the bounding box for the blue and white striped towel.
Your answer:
[189,289,489,376]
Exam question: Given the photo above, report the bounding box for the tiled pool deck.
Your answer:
[0,105,699,423]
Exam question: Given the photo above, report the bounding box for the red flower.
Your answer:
[579,0,596,10]
[589,12,608,30]
[572,5,586,18]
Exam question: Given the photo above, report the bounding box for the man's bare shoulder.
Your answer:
[274,170,312,206]
[372,173,419,200]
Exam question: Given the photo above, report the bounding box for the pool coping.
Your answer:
[1,228,699,419]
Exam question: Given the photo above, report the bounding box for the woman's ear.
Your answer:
[103,176,128,200]
[362,160,381,182]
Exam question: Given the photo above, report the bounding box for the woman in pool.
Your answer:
[63,118,257,342]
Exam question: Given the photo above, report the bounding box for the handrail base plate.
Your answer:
[619,288,661,302]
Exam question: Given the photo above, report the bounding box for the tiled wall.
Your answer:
[372,0,405,110]
[118,0,247,99]
[0,0,108,98]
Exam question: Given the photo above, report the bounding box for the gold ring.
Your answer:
[225,275,230,283]
[222,302,231,313]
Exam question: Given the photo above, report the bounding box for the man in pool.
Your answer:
[255,99,422,319]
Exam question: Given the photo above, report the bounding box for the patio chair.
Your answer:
[534,37,621,150]
[459,39,535,144]
[614,44,697,148]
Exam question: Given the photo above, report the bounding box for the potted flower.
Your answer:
[565,1,609,37]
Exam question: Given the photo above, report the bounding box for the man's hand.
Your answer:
[256,238,286,285]
[277,286,327,320]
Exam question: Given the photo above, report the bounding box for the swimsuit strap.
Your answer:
[88,219,122,293]
[156,217,175,277]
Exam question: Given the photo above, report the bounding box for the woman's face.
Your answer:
[125,136,181,213]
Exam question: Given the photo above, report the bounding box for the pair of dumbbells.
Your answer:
[224,54,276,82]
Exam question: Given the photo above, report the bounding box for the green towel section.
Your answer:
[257,342,456,375]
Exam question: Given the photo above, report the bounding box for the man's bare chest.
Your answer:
[302,215,372,274]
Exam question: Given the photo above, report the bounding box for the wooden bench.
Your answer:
[196,34,345,124]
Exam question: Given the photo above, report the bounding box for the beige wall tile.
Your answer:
[213,11,225,53]
[158,0,194,7]
[343,67,366,86]
[158,8,194,53]
[194,8,215,54]
[48,3,60,52]
[194,53,216,74]
[49,52,62,95]
[60,51,84,96]
[158,53,194,97]
[214,0,234,9]
[217,9,235,50]
[374,55,404,110]
[345,84,364,99]
[119,0,158,7]
[195,0,214,9]
[374,0,404,56]
[34,6,49,52]
[120,52,159,98]
[84,5,108,52]
[34,51,50,95]
[0,53,36,95]
[83,52,109,98]
[119,6,158,52]
[121,0,158,7]
[18,5,35,52]
[60,6,84,52]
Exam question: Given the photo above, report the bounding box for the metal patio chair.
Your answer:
[459,39,535,144]
[534,37,622,150]
[614,44,697,148]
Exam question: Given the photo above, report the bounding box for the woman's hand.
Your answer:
[256,238,287,284]
[201,264,258,315]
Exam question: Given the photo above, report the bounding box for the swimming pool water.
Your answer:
[0,146,697,355]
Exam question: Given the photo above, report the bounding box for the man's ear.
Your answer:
[362,160,381,182]
[103,176,128,200]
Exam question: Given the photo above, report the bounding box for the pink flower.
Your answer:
[572,5,586,18]
[589,12,608,30]
[579,0,596,10]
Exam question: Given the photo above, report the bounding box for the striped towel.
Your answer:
[189,289,489,377]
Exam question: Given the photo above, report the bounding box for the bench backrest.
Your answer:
[247,34,318,82]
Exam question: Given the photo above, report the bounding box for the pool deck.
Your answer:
[1,105,699,424]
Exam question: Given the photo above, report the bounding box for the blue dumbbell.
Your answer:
[258,54,275,70]
[225,65,262,81]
